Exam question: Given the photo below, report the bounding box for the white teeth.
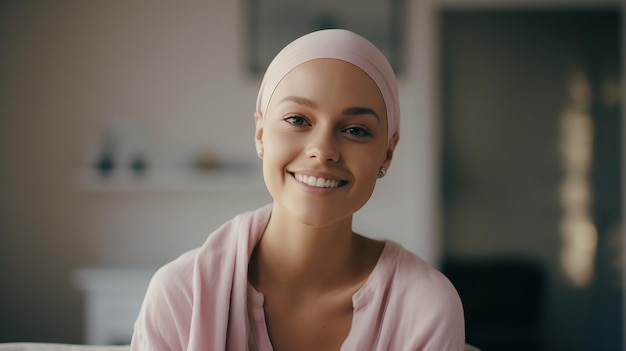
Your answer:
[315,178,325,187]
[294,174,340,188]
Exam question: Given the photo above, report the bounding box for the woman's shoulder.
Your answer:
[378,240,462,307]
[146,204,273,295]
[352,240,465,349]
[376,241,437,277]
[142,247,200,308]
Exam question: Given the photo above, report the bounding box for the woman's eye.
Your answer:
[344,126,371,137]
[284,115,310,126]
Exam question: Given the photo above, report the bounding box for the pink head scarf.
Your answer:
[255,29,400,144]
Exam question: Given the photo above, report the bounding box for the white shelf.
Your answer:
[72,167,268,194]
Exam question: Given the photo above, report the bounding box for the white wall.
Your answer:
[0,0,435,342]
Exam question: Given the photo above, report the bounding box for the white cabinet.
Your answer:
[73,268,155,345]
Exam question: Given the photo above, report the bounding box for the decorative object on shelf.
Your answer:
[96,132,116,177]
[130,154,148,175]
[194,152,221,171]
[91,117,153,179]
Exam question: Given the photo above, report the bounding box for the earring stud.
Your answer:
[257,148,264,158]
[378,167,386,178]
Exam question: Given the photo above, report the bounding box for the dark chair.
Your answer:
[442,256,545,351]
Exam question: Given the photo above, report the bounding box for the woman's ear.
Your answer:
[254,111,264,152]
[382,133,400,170]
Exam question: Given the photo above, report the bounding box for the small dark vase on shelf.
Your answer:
[97,152,114,177]
[130,155,147,176]
[96,134,115,177]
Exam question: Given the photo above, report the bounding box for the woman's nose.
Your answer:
[305,129,340,162]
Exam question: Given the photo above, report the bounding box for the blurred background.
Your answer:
[0,1,623,350]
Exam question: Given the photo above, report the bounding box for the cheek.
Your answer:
[260,130,298,187]
[349,146,385,171]
[361,161,381,180]
[263,129,297,159]
[261,151,284,202]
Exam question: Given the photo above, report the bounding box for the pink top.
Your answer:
[130,205,465,350]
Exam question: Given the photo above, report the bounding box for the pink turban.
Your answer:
[255,29,400,144]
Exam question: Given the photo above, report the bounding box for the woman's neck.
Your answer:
[249,204,375,295]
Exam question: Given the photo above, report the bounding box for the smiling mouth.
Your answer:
[291,173,348,188]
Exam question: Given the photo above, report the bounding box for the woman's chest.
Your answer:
[249,290,355,351]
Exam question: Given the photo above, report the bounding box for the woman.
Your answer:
[131,29,464,350]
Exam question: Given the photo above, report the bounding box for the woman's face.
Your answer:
[255,58,397,228]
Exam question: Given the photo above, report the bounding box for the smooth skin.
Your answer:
[249,58,399,351]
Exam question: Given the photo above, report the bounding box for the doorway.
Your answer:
[439,8,622,351]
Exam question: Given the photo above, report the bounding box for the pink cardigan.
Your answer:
[130,205,465,350]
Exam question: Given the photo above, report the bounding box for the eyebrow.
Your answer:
[279,96,380,121]
[343,107,379,121]
[280,96,317,108]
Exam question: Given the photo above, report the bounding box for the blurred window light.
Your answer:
[558,70,597,288]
